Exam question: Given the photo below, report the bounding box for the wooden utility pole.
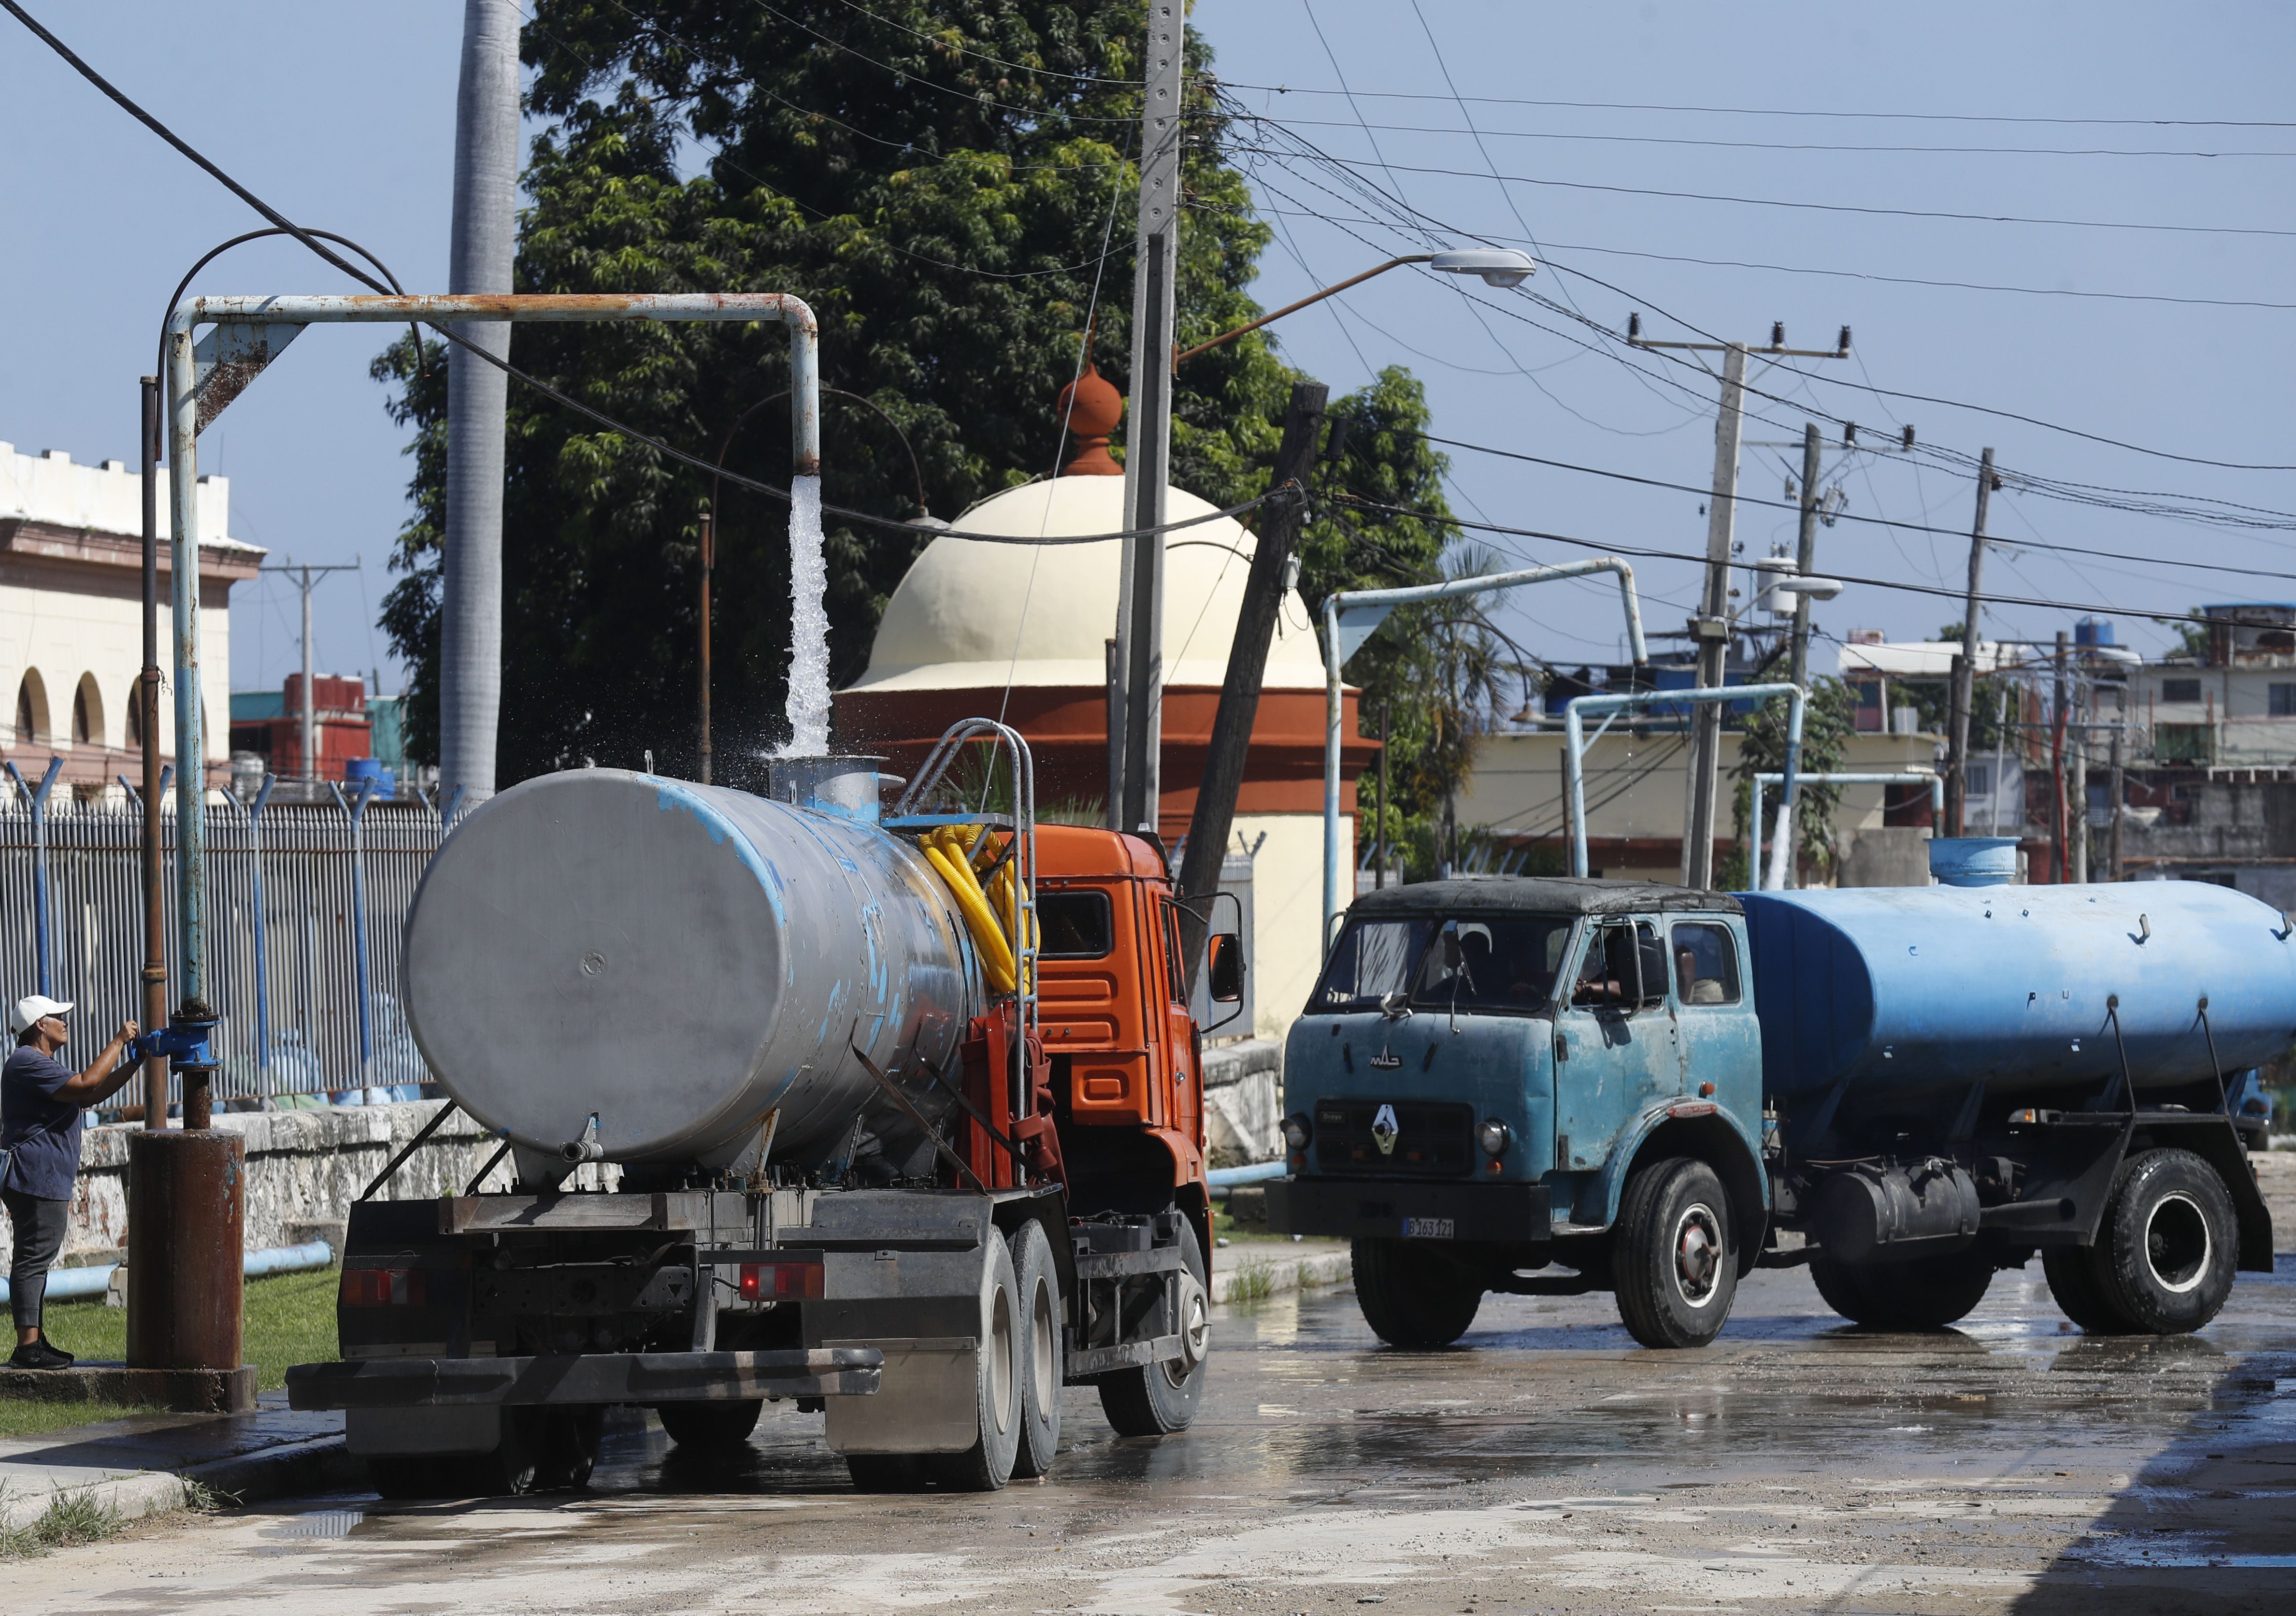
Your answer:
[1946,447,1997,836]
[1177,383,1326,978]
[1632,322,1849,887]
[2052,631,2070,882]
[1787,423,1822,690]
[1114,1,1184,835]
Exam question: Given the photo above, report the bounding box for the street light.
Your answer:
[1173,247,1537,367]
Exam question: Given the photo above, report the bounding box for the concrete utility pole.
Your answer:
[2052,631,2070,882]
[1114,0,1184,835]
[1946,448,1997,836]
[1787,422,1822,690]
[261,561,359,783]
[1178,381,1326,978]
[137,376,167,1126]
[440,0,522,802]
[1632,321,1849,887]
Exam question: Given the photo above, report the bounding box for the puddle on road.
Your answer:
[266,1509,364,1540]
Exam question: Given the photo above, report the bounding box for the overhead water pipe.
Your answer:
[1320,558,1649,948]
[164,291,819,1026]
[1747,771,1941,892]
[1563,683,1807,888]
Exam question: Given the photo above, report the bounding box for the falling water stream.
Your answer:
[783,473,831,754]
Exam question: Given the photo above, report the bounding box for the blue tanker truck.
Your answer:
[1265,841,2282,1347]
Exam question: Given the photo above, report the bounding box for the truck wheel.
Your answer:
[1008,1220,1063,1478]
[1809,1252,1991,1330]
[533,1406,604,1490]
[2094,1148,2238,1334]
[1098,1219,1208,1438]
[657,1400,763,1453]
[1613,1157,1737,1350]
[2042,1246,2133,1333]
[474,1408,543,1496]
[926,1232,1024,1490]
[1350,1240,1483,1349]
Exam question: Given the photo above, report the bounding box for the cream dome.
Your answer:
[846,476,1326,693]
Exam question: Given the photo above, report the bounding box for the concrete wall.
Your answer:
[1204,1037,1282,1167]
[0,1100,612,1270]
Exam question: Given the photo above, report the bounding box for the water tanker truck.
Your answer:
[1268,838,2281,1348]
[287,724,1241,1494]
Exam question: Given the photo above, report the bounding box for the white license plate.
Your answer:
[1401,1216,1455,1240]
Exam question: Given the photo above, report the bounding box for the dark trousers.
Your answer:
[4,1188,70,1332]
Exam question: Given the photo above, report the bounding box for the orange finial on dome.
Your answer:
[1055,336,1125,476]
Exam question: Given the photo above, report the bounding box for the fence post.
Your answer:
[246,776,277,1092]
[332,779,382,1094]
[5,756,65,997]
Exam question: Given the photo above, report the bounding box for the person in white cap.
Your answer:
[3,996,138,1371]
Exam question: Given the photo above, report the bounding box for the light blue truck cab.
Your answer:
[1270,860,2280,1350]
[1264,877,1770,1349]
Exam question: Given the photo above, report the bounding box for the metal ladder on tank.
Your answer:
[884,720,1041,1179]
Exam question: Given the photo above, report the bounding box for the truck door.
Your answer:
[1551,919,1674,1180]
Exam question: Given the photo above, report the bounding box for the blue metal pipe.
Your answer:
[0,1240,335,1305]
[1206,1160,1289,1189]
[6,756,63,996]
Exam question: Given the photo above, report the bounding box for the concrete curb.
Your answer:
[0,1425,356,1534]
[1212,1244,1352,1308]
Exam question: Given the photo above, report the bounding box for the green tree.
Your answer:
[1725,678,1856,887]
[375,1,1339,779]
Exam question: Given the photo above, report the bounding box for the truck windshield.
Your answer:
[1311,914,1575,1014]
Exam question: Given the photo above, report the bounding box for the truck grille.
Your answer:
[1312,1100,1476,1178]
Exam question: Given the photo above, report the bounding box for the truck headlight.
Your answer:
[1477,1118,1511,1158]
[1282,1112,1312,1151]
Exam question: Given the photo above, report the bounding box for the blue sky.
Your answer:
[2,1,2289,697]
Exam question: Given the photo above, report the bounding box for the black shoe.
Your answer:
[9,1340,73,1371]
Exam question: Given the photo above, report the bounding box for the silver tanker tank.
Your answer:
[401,768,980,1170]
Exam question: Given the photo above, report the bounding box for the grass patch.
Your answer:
[0,1268,342,1441]
[0,1485,124,1558]
[1225,1264,1277,1304]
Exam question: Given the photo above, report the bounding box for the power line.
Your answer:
[1224,140,2296,240]
[1219,82,2296,131]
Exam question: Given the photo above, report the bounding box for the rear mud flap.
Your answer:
[822,1337,979,1455]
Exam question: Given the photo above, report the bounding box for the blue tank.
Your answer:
[1740,881,2296,1102]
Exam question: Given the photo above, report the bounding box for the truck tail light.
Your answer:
[740,1261,825,1301]
[341,1267,427,1307]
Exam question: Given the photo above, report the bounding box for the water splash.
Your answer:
[782,473,831,755]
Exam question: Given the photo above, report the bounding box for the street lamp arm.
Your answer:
[1174,255,1434,369]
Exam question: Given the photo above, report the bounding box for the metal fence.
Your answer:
[0,784,452,1105]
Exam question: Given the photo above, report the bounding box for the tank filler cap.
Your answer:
[1929,836,2020,887]
[766,755,885,823]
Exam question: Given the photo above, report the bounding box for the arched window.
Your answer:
[14,670,46,747]
[72,676,97,747]
[125,684,143,749]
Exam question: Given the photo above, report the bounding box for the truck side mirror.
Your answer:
[1208,934,1245,1003]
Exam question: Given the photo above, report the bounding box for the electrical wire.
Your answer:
[6,0,1291,552]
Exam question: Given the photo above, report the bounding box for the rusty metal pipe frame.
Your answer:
[162,291,820,1015]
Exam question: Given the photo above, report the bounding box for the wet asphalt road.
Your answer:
[19,1256,2296,1616]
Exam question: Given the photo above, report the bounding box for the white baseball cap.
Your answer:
[9,995,73,1034]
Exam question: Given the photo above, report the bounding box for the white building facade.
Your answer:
[1,441,260,794]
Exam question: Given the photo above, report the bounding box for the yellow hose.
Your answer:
[922,842,1017,993]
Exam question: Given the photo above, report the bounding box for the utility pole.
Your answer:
[1946,448,1997,836]
[1787,422,1822,690]
[1177,382,1325,977]
[1375,699,1390,890]
[1633,321,1849,887]
[440,0,522,803]
[1114,0,1183,836]
[2109,721,2125,880]
[2071,689,2091,883]
[2052,631,2069,882]
[260,561,359,785]
[138,376,167,1127]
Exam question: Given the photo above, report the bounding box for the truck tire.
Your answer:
[926,1233,1024,1490]
[1613,1156,1737,1350]
[1008,1220,1063,1478]
[2093,1148,2238,1334]
[658,1399,762,1454]
[1350,1240,1483,1349]
[1808,1252,1991,1330]
[2042,1245,2132,1333]
[1098,1219,1209,1438]
[533,1406,604,1490]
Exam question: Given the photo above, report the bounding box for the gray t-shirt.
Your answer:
[1,1046,84,1201]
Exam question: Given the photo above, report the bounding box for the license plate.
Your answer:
[1401,1216,1454,1240]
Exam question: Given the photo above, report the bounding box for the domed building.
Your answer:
[834,375,1377,1046]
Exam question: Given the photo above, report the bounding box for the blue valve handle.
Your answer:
[134,1022,217,1068]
